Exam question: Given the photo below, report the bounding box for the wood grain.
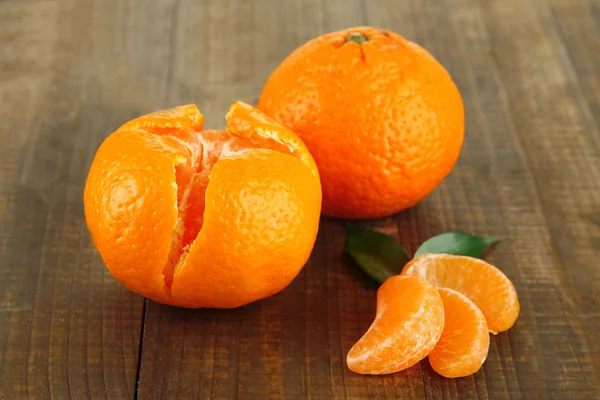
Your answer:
[0,0,174,398]
[0,0,599,399]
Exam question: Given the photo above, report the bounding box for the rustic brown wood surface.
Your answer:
[1,0,599,399]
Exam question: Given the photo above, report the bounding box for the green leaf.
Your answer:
[345,227,410,284]
[413,232,501,258]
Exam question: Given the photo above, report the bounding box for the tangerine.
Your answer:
[258,26,464,219]
[402,253,519,333]
[84,102,322,308]
[428,288,490,378]
[346,275,444,374]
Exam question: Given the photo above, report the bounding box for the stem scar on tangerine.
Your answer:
[259,26,464,219]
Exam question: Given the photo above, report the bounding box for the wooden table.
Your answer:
[1,0,599,399]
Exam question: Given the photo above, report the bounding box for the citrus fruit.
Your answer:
[346,275,444,374]
[84,102,322,308]
[428,288,490,378]
[401,254,519,333]
[258,26,464,219]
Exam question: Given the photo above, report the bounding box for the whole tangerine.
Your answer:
[258,26,464,219]
[84,102,322,308]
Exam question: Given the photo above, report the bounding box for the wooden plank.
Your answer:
[475,0,600,396]
[1,0,598,399]
[318,3,433,400]
[138,0,600,398]
[137,1,319,398]
[366,2,523,398]
[137,0,264,398]
[546,0,600,143]
[136,1,418,399]
[0,0,175,398]
[367,0,600,398]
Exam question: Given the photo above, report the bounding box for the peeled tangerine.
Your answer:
[84,102,322,308]
[347,275,445,374]
[348,255,518,377]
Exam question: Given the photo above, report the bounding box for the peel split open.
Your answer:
[84,102,322,308]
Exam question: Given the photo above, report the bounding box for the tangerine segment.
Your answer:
[428,288,489,378]
[84,104,322,308]
[401,254,519,334]
[346,275,444,375]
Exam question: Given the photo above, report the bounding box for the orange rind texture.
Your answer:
[84,103,322,308]
[259,26,464,219]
